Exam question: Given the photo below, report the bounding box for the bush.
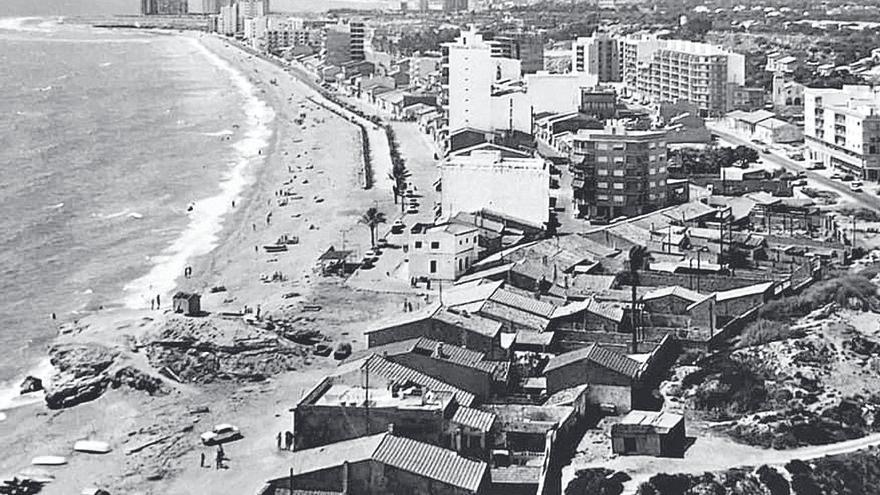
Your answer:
[565,469,626,495]
[683,355,770,418]
[735,320,804,348]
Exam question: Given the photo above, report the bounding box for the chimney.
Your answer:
[387,423,395,435]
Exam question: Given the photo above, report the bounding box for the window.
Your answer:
[430,241,440,249]
[597,181,608,189]
[613,182,624,190]
[458,259,463,271]
[612,170,624,177]
[414,241,423,249]
[649,154,656,162]
[613,156,624,163]
[649,181,656,188]
[430,260,437,273]
[597,143,609,150]
[598,194,610,200]
[597,156,609,163]
[613,195,625,202]
[649,168,656,175]
[658,166,666,173]
[597,168,609,176]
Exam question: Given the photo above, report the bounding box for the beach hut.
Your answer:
[172,292,201,316]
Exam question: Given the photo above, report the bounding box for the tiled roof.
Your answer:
[450,404,496,432]
[489,289,557,318]
[433,308,503,338]
[480,300,551,331]
[543,344,642,378]
[285,433,488,493]
[614,410,683,434]
[374,435,488,492]
[411,338,497,373]
[443,280,504,310]
[337,355,475,406]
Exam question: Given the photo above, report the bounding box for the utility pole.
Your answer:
[364,360,370,436]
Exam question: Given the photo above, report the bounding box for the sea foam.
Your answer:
[122,37,275,309]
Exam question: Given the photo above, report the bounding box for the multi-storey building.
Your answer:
[324,20,366,66]
[572,34,621,82]
[141,0,188,15]
[202,0,233,14]
[804,85,880,181]
[440,28,529,142]
[621,37,745,116]
[569,124,669,220]
[441,150,550,227]
[488,32,545,74]
[409,222,480,281]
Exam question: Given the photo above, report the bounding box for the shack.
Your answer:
[172,292,201,316]
[611,410,685,457]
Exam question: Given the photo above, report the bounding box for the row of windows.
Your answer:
[596,191,667,202]
[596,179,666,189]
[414,235,479,251]
[596,166,666,176]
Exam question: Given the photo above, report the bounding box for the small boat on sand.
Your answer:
[31,456,67,466]
[74,440,111,454]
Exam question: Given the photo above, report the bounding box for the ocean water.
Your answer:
[0,17,274,409]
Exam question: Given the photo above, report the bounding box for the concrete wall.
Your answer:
[586,384,632,413]
[293,404,445,451]
[552,311,621,333]
[545,359,632,394]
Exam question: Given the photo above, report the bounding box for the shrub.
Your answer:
[735,320,804,348]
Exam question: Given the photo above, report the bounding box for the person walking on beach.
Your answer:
[276,431,282,449]
[215,448,222,470]
[200,452,206,468]
[156,294,161,309]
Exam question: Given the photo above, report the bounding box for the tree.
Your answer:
[359,207,387,248]
[388,160,411,210]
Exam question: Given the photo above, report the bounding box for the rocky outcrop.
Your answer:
[144,315,309,383]
[44,343,168,410]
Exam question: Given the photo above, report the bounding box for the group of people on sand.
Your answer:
[200,445,228,470]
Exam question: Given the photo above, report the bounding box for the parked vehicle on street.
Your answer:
[850,181,864,192]
[201,424,242,445]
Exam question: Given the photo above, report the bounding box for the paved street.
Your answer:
[707,124,880,214]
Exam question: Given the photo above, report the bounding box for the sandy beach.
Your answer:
[0,32,410,495]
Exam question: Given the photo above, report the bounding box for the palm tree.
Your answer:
[628,246,647,353]
[359,207,387,248]
[388,160,411,209]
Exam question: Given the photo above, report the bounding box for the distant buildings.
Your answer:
[804,85,880,180]
[141,0,188,15]
[201,0,233,14]
[441,150,550,227]
[572,34,621,83]
[621,36,745,115]
[568,123,670,220]
[487,32,545,75]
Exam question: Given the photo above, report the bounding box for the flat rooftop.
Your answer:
[314,383,453,411]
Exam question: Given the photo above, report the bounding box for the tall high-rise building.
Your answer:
[141,0,188,15]
[324,20,365,66]
[488,32,544,75]
[569,124,669,219]
[804,85,880,181]
[202,0,234,14]
[572,34,620,82]
[621,36,744,116]
[441,28,529,139]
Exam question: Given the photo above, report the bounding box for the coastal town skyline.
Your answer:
[4,0,880,494]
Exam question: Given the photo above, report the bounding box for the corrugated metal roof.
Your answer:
[491,466,541,485]
[714,281,774,302]
[550,298,624,323]
[374,435,488,493]
[480,300,551,331]
[411,338,497,373]
[544,344,642,378]
[450,405,496,432]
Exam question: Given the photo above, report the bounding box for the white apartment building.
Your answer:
[621,36,745,115]
[526,71,598,115]
[804,85,880,180]
[218,3,239,35]
[441,28,530,137]
[572,34,621,82]
[441,150,550,226]
[408,223,479,281]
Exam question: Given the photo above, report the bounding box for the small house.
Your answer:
[611,410,685,457]
[172,292,200,316]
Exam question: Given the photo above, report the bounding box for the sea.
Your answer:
[0,15,277,410]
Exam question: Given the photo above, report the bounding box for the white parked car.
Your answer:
[850,181,864,192]
[200,424,241,445]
